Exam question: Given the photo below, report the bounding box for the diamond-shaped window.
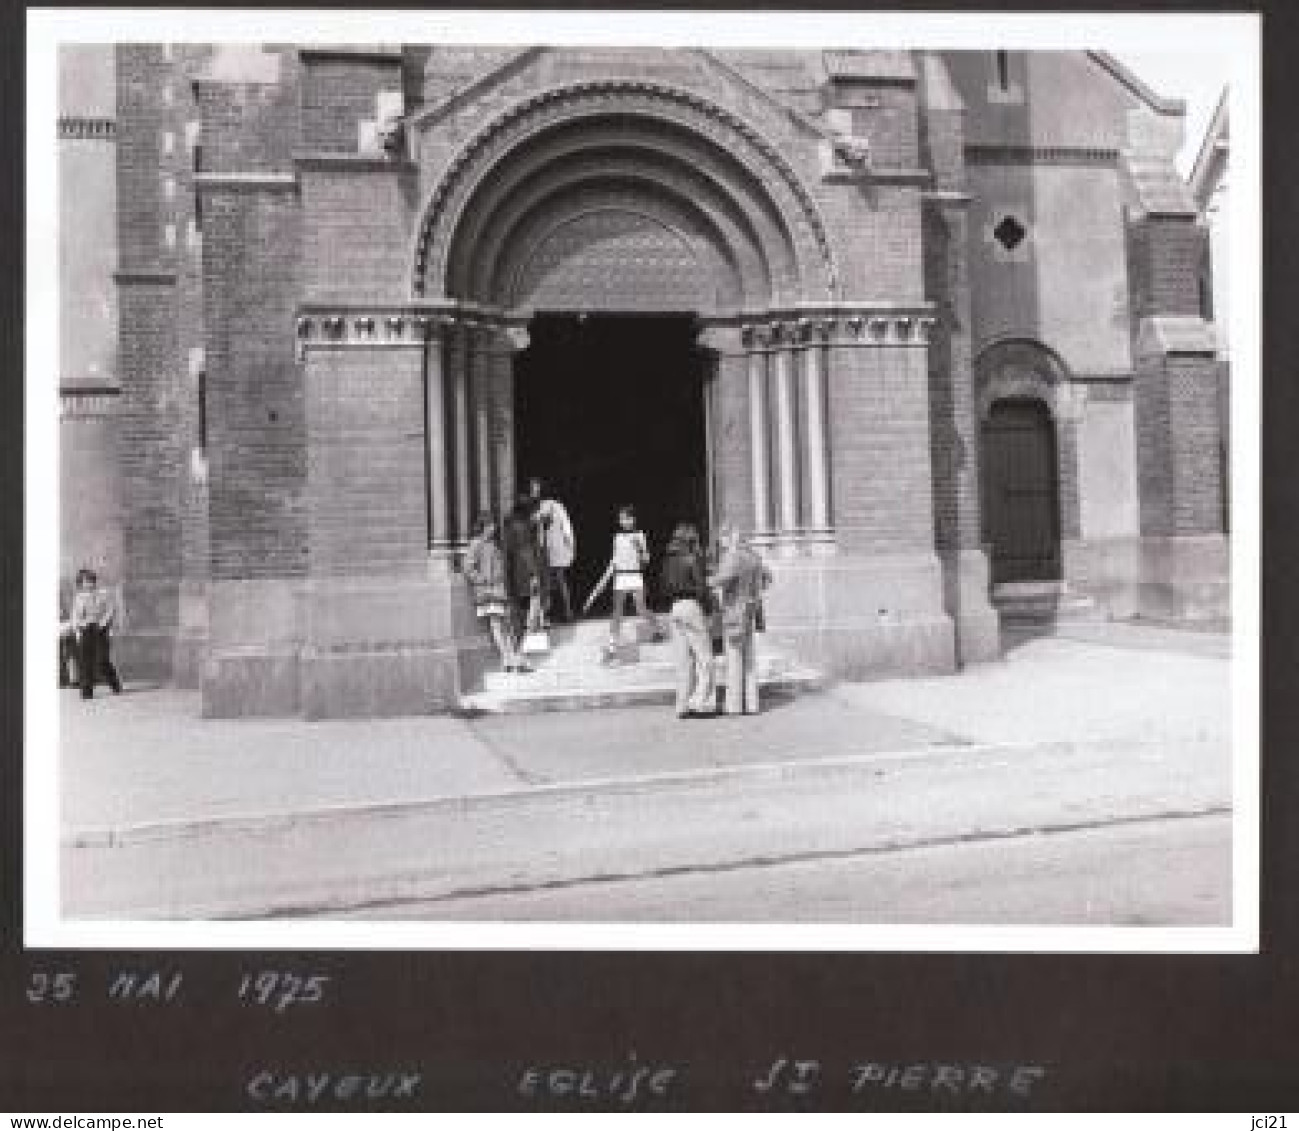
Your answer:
[993,214,1027,251]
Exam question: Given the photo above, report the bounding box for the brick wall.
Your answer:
[1144,217,1205,317]
[60,406,123,582]
[299,163,420,302]
[300,52,403,152]
[1168,357,1225,535]
[1134,353,1222,538]
[1128,214,1208,320]
[202,187,307,579]
[115,46,184,665]
[173,48,214,588]
[194,62,300,175]
[828,344,936,554]
[116,277,181,626]
[304,347,428,574]
[1129,209,1223,538]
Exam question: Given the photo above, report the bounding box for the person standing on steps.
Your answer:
[527,476,576,626]
[72,567,122,699]
[584,504,665,660]
[464,512,531,674]
[661,521,716,718]
[709,523,772,716]
[502,492,545,660]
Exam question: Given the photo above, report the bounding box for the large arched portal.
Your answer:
[408,80,839,589]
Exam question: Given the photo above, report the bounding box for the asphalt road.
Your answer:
[336,811,1231,925]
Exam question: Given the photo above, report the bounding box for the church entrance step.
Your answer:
[460,618,825,715]
[992,581,1101,626]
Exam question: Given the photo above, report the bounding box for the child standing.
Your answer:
[584,504,664,658]
[72,567,122,699]
[464,513,531,674]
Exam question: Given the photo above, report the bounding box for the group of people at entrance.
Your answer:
[463,478,772,717]
[463,477,577,675]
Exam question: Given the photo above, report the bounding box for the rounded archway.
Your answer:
[411,79,836,310]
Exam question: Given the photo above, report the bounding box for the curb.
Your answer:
[66,737,1084,849]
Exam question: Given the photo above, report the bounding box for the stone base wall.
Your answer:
[1063,534,1230,623]
[199,569,487,718]
[763,551,956,679]
[938,547,1002,663]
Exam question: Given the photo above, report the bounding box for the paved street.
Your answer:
[56,623,1237,925]
[342,812,1231,925]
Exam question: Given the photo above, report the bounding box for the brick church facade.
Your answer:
[60,44,1229,717]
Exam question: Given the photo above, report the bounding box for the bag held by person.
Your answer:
[520,590,550,655]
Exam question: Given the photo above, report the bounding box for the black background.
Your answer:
[3,0,1295,1111]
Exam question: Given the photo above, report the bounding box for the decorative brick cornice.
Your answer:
[59,385,121,417]
[733,303,937,349]
[294,153,416,174]
[58,116,116,141]
[412,78,838,301]
[294,302,514,356]
[965,144,1119,166]
[823,165,930,187]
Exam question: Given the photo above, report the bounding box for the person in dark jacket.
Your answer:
[661,522,716,718]
[501,493,544,648]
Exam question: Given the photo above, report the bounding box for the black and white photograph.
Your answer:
[28,10,1258,951]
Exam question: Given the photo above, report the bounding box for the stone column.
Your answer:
[448,323,473,544]
[492,324,527,514]
[470,327,495,517]
[771,322,800,536]
[697,323,751,536]
[424,321,453,554]
[744,326,772,535]
[799,317,832,540]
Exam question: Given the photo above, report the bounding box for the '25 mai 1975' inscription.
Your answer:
[26,968,330,1012]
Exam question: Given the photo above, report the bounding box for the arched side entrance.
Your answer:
[975,339,1077,586]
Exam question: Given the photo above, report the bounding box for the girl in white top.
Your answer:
[584,505,664,656]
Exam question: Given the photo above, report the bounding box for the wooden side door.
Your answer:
[981,398,1061,584]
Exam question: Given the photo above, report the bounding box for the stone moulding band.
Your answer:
[293,303,526,354]
[113,269,178,287]
[295,303,935,354]
[964,144,1119,166]
[720,305,938,349]
[58,116,116,141]
[193,171,299,194]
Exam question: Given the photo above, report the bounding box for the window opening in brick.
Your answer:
[995,51,1010,92]
[993,214,1027,251]
[197,371,207,452]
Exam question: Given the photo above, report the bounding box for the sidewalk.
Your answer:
[60,621,1234,837]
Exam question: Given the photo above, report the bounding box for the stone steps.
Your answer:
[460,616,826,714]
[992,581,1102,626]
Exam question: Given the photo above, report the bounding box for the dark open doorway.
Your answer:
[514,313,710,614]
